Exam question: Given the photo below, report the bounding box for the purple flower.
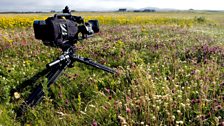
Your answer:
[105,88,110,94]
[126,107,131,113]
[191,70,196,75]
[219,121,224,126]
[92,120,97,126]
[216,105,222,110]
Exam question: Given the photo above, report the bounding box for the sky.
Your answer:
[0,0,223,12]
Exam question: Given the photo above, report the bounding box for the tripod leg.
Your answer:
[73,55,116,74]
[17,85,44,117]
[11,68,49,96]
[25,85,45,107]
[14,68,50,117]
[17,64,67,117]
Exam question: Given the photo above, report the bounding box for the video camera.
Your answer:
[33,11,99,48]
[15,7,115,117]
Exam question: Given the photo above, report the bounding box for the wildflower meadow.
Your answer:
[0,12,224,125]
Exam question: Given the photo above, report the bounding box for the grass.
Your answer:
[0,11,224,125]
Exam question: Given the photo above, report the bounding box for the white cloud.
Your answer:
[0,0,223,11]
[149,0,224,10]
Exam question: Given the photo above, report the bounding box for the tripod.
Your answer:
[17,46,115,116]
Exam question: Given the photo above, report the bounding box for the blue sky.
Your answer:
[0,0,223,12]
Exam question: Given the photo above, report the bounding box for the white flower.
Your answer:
[176,121,184,124]
[14,92,20,99]
[80,111,86,115]
[180,103,186,108]
[172,115,175,120]
[89,104,96,108]
[152,116,156,120]
[179,121,184,124]
[56,111,67,116]
[177,110,181,114]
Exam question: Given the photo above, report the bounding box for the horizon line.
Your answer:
[0,9,223,13]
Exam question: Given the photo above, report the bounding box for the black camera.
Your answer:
[33,13,99,48]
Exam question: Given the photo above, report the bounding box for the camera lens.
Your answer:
[88,20,99,33]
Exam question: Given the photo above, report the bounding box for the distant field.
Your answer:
[0,12,224,125]
[0,11,223,28]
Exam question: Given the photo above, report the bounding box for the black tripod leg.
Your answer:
[25,85,45,107]
[73,56,116,74]
[14,68,49,117]
[11,68,49,97]
[17,64,67,117]
[17,85,44,117]
[24,66,66,107]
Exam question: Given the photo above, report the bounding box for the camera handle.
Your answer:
[17,46,115,117]
[54,13,72,19]
[53,14,84,24]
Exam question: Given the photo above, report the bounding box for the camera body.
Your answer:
[33,13,99,48]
